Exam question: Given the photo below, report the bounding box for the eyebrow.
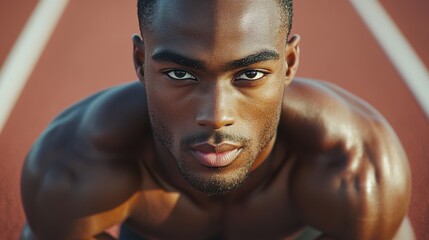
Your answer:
[225,50,280,71]
[151,49,280,71]
[152,50,205,70]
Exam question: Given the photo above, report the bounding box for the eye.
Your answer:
[236,70,265,81]
[166,70,196,80]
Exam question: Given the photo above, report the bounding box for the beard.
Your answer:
[148,106,280,196]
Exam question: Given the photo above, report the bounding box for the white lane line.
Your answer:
[0,0,69,134]
[350,0,429,119]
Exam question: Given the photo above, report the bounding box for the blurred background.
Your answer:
[0,0,428,239]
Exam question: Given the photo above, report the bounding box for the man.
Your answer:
[20,0,414,239]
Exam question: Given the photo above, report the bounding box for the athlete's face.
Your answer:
[134,0,299,195]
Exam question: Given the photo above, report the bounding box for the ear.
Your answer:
[132,34,145,83]
[285,34,300,84]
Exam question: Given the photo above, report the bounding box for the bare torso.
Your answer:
[21,78,413,240]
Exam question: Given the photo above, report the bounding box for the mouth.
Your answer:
[190,142,242,168]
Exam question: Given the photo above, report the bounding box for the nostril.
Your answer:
[196,119,234,128]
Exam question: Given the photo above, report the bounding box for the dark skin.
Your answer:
[21,0,414,239]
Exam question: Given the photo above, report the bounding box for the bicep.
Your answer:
[22,151,141,240]
[21,123,142,239]
[290,127,411,240]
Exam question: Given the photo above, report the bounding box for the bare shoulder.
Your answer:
[280,78,412,239]
[281,78,390,148]
[81,81,150,150]
[21,81,147,239]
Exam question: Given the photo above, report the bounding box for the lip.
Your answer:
[190,142,242,167]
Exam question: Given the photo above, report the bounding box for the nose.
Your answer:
[196,84,235,129]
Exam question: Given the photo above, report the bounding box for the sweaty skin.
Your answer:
[20,0,413,239]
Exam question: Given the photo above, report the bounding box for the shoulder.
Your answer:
[24,81,148,171]
[80,81,150,151]
[23,80,149,188]
[21,81,147,238]
[46,81,149,153]
[281,78,412,239]
[281,78,398,152]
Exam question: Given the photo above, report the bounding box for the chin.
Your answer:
[179,162,251,196]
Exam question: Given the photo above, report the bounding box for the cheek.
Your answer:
[237,83,284,148]
[146,72,176,117]
[145,79,196,141]
[240,79,284,122]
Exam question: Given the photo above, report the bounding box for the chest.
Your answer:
[127,162,302,239]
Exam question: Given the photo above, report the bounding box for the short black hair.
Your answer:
[137,0,293,36]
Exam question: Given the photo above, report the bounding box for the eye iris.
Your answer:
[174,70,186,78]
[245,71,258,79]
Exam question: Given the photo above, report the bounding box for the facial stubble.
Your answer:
[148,104,281,196]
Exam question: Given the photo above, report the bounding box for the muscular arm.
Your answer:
[282,79,412,239]
[21,82,149,239]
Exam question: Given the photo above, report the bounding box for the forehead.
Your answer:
[146,0,286,62]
